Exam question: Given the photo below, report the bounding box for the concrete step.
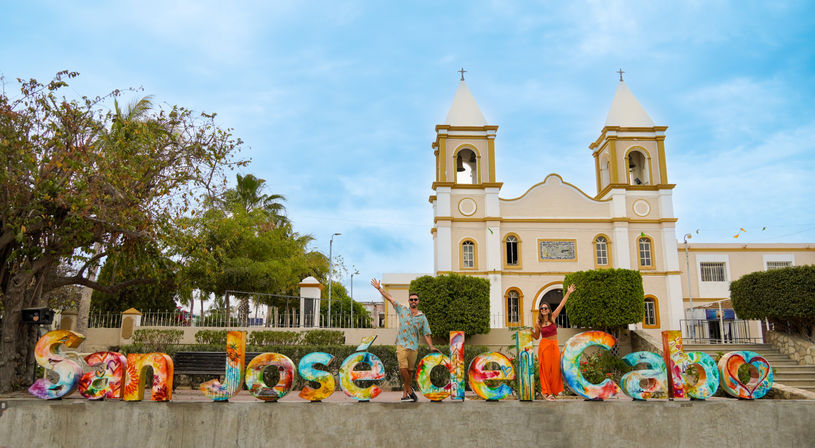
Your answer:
[774,366,815,374]
[774,379,815,387]
[684,344,774,350]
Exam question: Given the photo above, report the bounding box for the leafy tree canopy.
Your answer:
[0,71,244,392]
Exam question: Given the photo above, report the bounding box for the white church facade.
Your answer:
[382,78,815,339]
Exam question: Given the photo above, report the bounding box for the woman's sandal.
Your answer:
[545,395,556,401]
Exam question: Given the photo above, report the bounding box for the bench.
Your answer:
[173,352,263,386]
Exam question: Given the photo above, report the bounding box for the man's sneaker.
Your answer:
[410,389,418,402]
[400,395,413,402]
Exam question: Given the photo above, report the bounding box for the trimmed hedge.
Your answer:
[193,329,344,347]
[132,329,183,353]
[248,330,300,346]
[731,265,815,338]
[563,268,644,329]
[410,274,491,337]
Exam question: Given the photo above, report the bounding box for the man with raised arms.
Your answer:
[371,278,438,402]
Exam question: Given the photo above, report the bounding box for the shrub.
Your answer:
[302,330,345,345]
[249,330,301,346]
[132,329,183,353]
[409,274,490,337]
[731,265,815,339]
[563,269,644,330]
[194,329,228,345]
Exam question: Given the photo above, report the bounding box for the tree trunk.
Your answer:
[224,293,230,326]
[239,296,249,326]
[200,293,205,326]
[0,276,39,393]
[74,243,102,348]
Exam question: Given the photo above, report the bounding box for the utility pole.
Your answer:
[327,233,341,328]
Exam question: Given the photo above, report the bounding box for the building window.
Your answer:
[627,149,650,185]
[638,237,653,268]
[505,289,522,326]
[700,262,726,282]
[766,261,792,270]
[594,235,609,266]
[505,235,519,266]
[643,296,659,328]
[462,240,475,269]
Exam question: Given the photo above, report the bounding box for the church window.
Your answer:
[638,237,653,268]
[456,148,478,184]
[700,262,726,282]
[594,235,609,266]
[643,296,659,328]
[505,289,522,326]
[461,240,476,269]
[627,150,649,185]
[505,235,519,266]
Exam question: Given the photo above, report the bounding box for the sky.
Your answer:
[2,1,814,304]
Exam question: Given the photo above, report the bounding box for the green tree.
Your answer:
[409,274,490,337]
[90,241,178,312]
[0,72,243,392]
[563,268,644,330]
[731,265,815,339]
[319,281,372,328]
[223,173,288,227]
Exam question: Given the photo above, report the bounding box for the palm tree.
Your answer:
[224,174,289,227]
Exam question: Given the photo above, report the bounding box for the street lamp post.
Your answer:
[327,233,341,328]
[683,233,695,339]
[350,267,359,328]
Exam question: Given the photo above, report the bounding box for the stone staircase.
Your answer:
[684,343,815,392]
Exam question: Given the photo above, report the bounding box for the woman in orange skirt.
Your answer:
[533,284,576,401]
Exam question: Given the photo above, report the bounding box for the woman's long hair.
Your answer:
[538,304,553,327]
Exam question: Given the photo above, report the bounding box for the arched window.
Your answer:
[456,148,478,184]
[461,240,476,269]
[504,234,520,267]
[505,288,523,326]
[643,296,660,328]
[594,235,610,267]
[638,236,653,269]
[627,150,650,185]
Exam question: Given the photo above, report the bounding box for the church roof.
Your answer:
[445,80,487,126]
[604,81,654,127]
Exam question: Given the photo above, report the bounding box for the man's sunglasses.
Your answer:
[409,298,419,302]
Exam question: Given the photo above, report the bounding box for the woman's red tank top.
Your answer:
[539,322,557,338]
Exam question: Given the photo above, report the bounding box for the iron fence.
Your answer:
[87,311,123,328]
[680,318,762,344]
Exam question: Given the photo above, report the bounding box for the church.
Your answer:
[382,75,815,340]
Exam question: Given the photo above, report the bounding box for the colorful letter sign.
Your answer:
[201,331,246,401]
[339,351,385,401]
[124,353,174,401]
[298,352,336,402]
[79,351,127,400]
[718,351,773,399]
[245,353,297,401]
[515,329,535,401]
[28,330,85,400]
[661,330,719,400]
[620,351,667,400]
[449,331,466,401]
[415,352,452,401]
[561,331,621,400]
[468,352,515,401]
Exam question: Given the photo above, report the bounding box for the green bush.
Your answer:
[131,329,183,353]
[731,265,815,338]
[249,330,301,346]
[409,274,490,337]
[563,269,644,330]
[194,329,228,345]
[302,330,345,345]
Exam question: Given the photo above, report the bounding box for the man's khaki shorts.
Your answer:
[396,346,418,370]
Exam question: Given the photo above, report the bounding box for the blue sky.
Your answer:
[2,1,814,303]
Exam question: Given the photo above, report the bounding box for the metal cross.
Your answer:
[617,68,624,82]
[459,68,467,81]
